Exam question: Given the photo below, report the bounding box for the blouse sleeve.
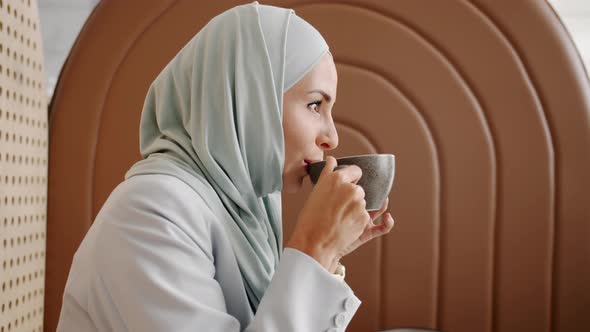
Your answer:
[250,248,361,331]
[61,177,361,332]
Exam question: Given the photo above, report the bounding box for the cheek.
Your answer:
[283,109,315,156]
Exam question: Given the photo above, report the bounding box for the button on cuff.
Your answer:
[334,313,346,327]
[344,296,355,311]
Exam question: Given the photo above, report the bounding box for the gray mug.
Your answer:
[306,154,395,211]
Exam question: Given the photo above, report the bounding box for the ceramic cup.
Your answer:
[306,154,395,211]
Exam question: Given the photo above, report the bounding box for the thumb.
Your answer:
[320,156,337,179]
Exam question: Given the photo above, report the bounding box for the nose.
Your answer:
[318,121,339,150]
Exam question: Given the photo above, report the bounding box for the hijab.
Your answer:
[124,1,329,311]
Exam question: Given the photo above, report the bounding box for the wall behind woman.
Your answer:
[548,0,590,72]
[38,0,98,98]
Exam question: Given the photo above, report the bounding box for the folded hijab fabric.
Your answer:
[124,1,329,311]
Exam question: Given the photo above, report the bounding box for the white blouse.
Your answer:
[56,174,361,332]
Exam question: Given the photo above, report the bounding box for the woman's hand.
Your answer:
[325,197,395,273]
[333,198,394,265]
[286,156,395,273]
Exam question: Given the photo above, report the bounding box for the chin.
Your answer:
[282,174,305,194]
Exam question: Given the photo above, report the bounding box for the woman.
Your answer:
[56,2,394,331]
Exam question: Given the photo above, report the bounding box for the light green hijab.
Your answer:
[124,1,329,311]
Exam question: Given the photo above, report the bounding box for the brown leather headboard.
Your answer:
[46,1,590,331]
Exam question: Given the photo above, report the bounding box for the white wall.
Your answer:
[547,0,590,72]
[38,0,98,97]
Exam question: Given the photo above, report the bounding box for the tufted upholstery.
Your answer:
[45,1,590,331]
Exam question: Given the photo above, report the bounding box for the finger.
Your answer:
[319,156,337,179]
[338,165,363,184]
[358,213,394,243]
[383,213,395,231]
[367,209,382,221]
[368,197,389,221]
[362,210,371,226]
[343,197,367,225]
[353,184,366,200]
[357,223,383,243]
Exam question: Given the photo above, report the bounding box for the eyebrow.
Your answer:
[307,89,333,103]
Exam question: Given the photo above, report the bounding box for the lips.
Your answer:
[304,158,322,165]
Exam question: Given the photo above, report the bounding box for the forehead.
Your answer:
[297,53,337,98]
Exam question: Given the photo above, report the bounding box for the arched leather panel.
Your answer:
[46,1,590,331]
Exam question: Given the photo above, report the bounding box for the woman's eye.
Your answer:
[308,101,322,114]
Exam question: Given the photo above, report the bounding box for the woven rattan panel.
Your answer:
[0,0,48,331]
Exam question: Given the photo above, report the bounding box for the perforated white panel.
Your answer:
[0,0,48,331]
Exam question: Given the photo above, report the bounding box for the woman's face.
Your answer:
[282,53,339,194]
